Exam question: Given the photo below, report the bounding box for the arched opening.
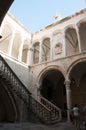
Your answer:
[65,28,79,56]
[40,69,66,117]
[0,77,18,122]
[69,61,86,107]
[79,22,86,52]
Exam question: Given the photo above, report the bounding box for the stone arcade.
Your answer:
[0,7,86,123]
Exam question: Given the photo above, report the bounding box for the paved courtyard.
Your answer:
[0,122,76,130]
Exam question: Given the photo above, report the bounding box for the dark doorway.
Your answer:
[40,69,66,111]
[70,61,86,108]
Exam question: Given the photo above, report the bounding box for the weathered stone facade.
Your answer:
[0,8,86,121]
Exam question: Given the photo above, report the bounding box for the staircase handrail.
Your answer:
[30,95,51,123]
[31,95,51,111]
[40,95,62,121]
[0,55,52,124]
[0,55,31,94]
[40,96,61,111]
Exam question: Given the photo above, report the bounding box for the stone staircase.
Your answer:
[40,96,61,124]
[0,55,61,124]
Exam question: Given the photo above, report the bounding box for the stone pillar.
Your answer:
[39,40,42,63]
[27,44,34,66]
[18,36,24,62]
[26,48,29,65]
[75,26,81,53]
[63,33,66,56]
[65,79,72,122]
[8,30,15,56]
[50,36,53,60]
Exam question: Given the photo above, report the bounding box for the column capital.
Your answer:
[64,80,71,90]
[62,31,66,37]
[39,40,43,45]
[64,79,71,86]
[28,44,34,51]
[50,35,53,40]
[28,48,33,51]
[75,25,79,32]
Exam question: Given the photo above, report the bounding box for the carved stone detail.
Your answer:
[55,42,62,55]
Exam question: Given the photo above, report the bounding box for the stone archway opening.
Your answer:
[40,69,67,117]
[69,61,86,108]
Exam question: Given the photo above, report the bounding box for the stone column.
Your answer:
[18,36,24,62]
[65,79,72,122]
[39,40,42,63]
[63,32,66,56]
[75,26,81,53]
[8,30,15,56]
[27,44,34,66]
[26,48,29,65]
[50,36,53,60]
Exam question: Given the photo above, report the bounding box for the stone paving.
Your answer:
[0,122,76,130]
